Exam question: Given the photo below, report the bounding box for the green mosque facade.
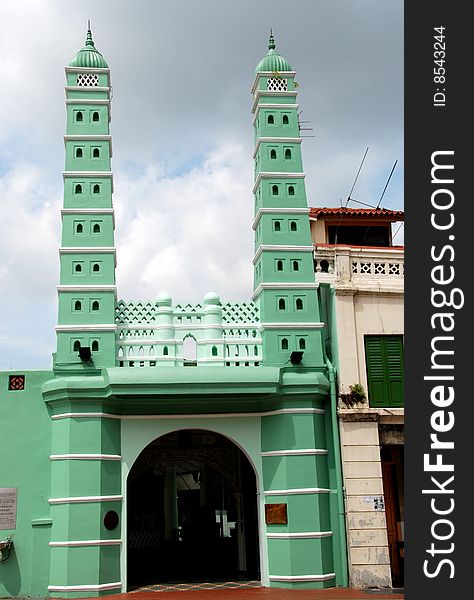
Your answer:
[0,30,348,597]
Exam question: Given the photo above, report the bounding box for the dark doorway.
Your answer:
[381,444,404,587]
[127,430,260,588]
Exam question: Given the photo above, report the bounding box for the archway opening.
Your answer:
[127,429,260,588]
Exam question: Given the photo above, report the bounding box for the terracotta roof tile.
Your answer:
[309,206,404,220]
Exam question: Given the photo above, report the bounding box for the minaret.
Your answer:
[55,27,116,369]
[252,33,324,366]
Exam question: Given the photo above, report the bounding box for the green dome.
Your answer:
[69,27,108,68]
[255,32,292,73]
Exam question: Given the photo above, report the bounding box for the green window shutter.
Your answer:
[365,335,404,408]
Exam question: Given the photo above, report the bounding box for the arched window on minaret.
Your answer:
[163,346,169,356]
[93,148,100,158]
[282,114,289,125]
[92,111,100,122]
[277,260,283,271]
[93,223,101,233]
[76,223,83,233]
[281,338,289,350]
[91,340,99,352]
[296,298,304,310]
[272,185,279,196]
[292,260,299,272]
[76,111,83,122]
[270,149,277,160]
[278,298,286,310]
[290,221,297,231]
[75,147,83,158]
[274,221,281,231]
[73,341,81,352]
[285,148,292,160]
[267,114,274,125]
[74,264,82,273]
[299,338,306,350]
[74,300,82,311]
[288,185,295,196]
[92,301,100,311]
[212,346,218,357]
[93,184,100,194]
[92,263,100,272]
[75,184,83,194]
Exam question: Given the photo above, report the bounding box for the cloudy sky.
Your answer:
[0,0,403,370]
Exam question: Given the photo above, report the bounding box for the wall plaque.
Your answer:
[0,488,17,530]
[265,503,288,524]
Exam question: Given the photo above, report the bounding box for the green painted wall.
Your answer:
[0,371,53,598]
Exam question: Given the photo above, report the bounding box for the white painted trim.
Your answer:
[65,85,110,92]
[266,531,333,539]
[196,339,262,345]
[252,171,305,194]
[49,495,123,504]
[261,449,328,457]
[198,357,260,363]
[57,285,117,292]
[252,207,310,230]
[48,583,121,592]
[51,407,325,421]
[264,487,331,495]
[49,539,122,547]
[253,244,314,264]
[55,325,117,333]
[251,72,296,94]
[59,246,116,254]
[252,90,298,113]
[259,322,324,330]
[61,208,114,215]
[65,67,110,74]
[64,135,112,142]
[50,454,121,461]
[253,137,302,158]
[63,171,113,178]
[66,98,110,105]
[252,282,319,300]
[116,323,260,332]
[269,573,335,582]
[252,103,299,125]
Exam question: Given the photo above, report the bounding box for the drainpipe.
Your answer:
[327,358,349,587]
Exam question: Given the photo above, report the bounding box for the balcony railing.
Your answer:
[314,245,404,291]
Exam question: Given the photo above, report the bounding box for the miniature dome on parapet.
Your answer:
[156,292,172,307]
[255,31,292,73]
[203,292,221,306]
[69,26,108,68]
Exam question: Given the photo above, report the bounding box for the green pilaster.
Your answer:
[56,28,116,369]
[252,34,324,367]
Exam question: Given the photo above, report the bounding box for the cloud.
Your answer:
[115,141,254,303]
[0,0,403,368]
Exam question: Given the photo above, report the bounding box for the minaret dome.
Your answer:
[255,31,292,73]
[69,26,108,68]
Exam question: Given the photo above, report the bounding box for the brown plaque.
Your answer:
[265,503,288,524]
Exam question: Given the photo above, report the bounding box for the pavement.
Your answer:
[95,584,404,600]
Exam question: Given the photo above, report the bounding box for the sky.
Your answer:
[0,0,403,370]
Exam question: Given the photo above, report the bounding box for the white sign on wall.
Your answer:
[0,488,17,530]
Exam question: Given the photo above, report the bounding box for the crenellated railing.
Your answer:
[114,296,262,367]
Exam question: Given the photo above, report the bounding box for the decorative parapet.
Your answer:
[314,245,404,293]
[114,293,262,367]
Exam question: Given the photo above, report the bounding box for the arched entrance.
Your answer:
[127,429,260,588]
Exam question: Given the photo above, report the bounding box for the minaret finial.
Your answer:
[268,29,275,50]
[85,21,94,47]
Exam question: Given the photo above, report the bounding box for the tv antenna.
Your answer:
[298,110,316,138]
